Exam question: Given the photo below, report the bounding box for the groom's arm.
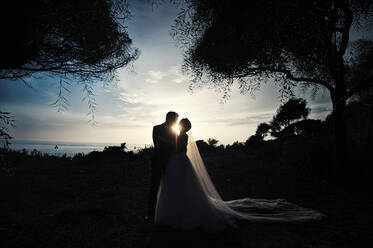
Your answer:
[152,126,157,145]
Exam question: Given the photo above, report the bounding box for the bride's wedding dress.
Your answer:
[155,132,324,232]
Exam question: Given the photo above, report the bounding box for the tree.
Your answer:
[271,98,310,130]
[274,119,327,138]
[120,142,127,152]
[228,141,244,151]
[245,134,262,146]
[207,138,219,147]
[345,39,373,103]
[0,0,138,82]
[172,0,373,171]
[0,112,15,142]
[255,122,272,139]
[0,0,139,124]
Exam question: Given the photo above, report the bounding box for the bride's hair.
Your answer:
[180,118,192,132]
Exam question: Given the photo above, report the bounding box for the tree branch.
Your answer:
[241,66,334,92]
[338,1,353,56]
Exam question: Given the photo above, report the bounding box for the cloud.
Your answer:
[119,91,146,105]
[310,104,332,114]
[167,66,188,84]
[203,111,274,127]
[144,66,189,84]
[308,102,332,120]
[145,70,166,83]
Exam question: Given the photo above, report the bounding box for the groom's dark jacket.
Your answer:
[152,123,177,172]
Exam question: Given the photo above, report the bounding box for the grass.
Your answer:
[1,146,373,248]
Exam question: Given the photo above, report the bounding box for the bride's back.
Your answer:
[177,133,188,154]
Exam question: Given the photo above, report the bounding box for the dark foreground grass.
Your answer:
[1,150,373,248]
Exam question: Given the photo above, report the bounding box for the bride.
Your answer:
[155,118,324,232]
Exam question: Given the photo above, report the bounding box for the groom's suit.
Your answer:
[147,122,177,217]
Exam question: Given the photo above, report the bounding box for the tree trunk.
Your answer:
[328,44,348,181]
[331,84,348,179]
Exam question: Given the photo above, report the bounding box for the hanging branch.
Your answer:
[0,111,15,143]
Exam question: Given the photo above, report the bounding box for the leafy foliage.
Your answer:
[0,111,15,142]
[345,39,373,101]
[245,134,263,147]
[171,0,373,169]
[0,0,139,82]
[272,119,328,138]
[271,98,310,130]
[255,123,272,139]
[207,138,219,147]
[247,98,320,140]
[172,0,373,98]
[0,0,139,122]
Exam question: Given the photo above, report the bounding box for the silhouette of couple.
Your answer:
[146,111,324,232]
[147,111,188,217]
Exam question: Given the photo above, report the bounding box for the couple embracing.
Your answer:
[146,111,324,233]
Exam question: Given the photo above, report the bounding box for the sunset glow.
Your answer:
[172,124,180,135]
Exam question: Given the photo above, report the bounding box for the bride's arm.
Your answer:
[178,134,188,153]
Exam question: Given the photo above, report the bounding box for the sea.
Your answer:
[1,139,149,157]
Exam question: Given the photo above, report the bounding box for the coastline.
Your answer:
[1,139,148,156]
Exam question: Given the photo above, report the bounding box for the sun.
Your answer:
[172,124,180,135]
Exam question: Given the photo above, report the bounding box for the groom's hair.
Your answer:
[166,111,178,123]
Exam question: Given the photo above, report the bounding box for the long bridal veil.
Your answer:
[186,131,325,222]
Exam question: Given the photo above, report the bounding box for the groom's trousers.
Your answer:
[147,158,164,217]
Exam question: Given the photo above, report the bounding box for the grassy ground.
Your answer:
[1,149,373,248]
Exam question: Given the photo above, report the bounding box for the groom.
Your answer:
[146,111,178,220]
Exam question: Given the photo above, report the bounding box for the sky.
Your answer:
[1,1,369,146]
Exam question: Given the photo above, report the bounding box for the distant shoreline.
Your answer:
[1,139,149,156]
